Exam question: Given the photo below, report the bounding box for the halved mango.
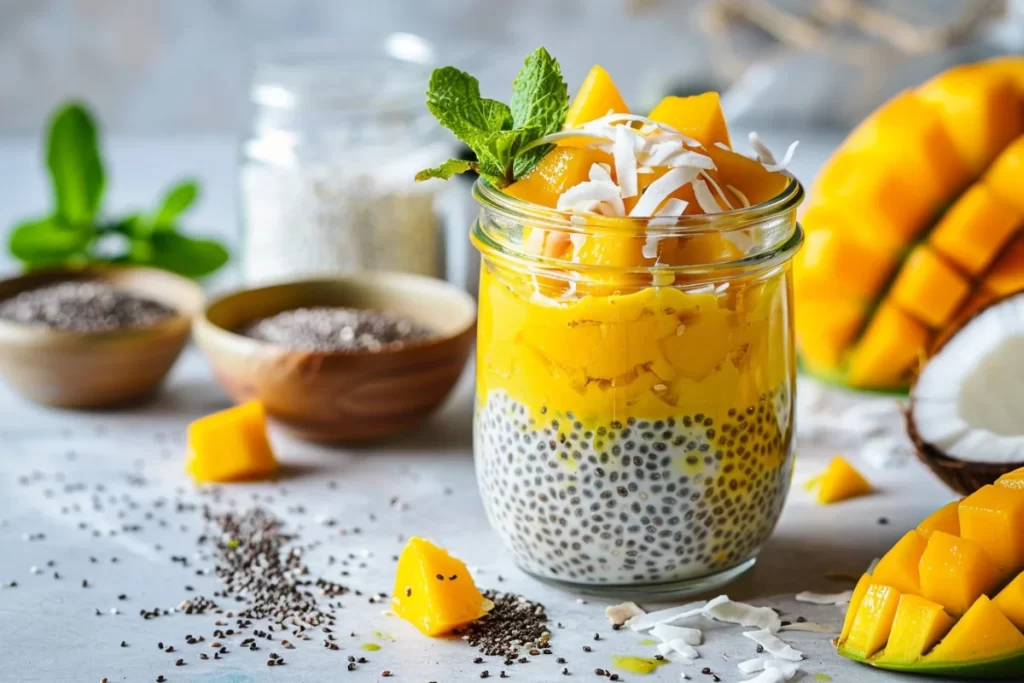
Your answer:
[888,246,971,329]
[795,227,896,302]
[648,92,730,149]
[984,233,1024,297]
[993,572,1024,631]
[929,184,1024,277]
[958,484,1024,571]
[814,455,873,504]
[841,574,875,643]
[919,531,1003,617]
[876,594,955,664]
[917,64,1024,175]
[843,582,903,659]
[796,297,866,373]
[845,304,930,389]
[872,530,927,596]
[925,595,1024,665]
[391,537,489,636]
[983,134,1024,214]
[563,64,629,134]
[186,401,278,483]
[917,500,961,539]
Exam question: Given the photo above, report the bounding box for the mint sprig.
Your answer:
[417,47,568,187]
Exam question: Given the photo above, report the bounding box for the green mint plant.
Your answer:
[416,47,569,187]
[8,101,229,278]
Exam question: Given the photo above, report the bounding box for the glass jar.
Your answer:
[239,42,450,286]
[471,176,805,596]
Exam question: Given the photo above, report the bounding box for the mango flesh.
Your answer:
[994,572,1024,631]
[872,530,927,596]
[562,64,629,137]
[926,596,1024,665]
[391,537,488,636]
[505,147,611,210]
[648,92,731,149]
[998,469,1024,491]
[876,594,955,665]
[917,500,961,539]
[843,582,903,659]
[186,401,278,483]
[958,485,1024,571]
[919,531,1003,618]
[841,574,875,643]
[813,455,873,504]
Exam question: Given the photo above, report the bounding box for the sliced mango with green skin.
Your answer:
[917,500,961,539]
[186,401,278,483]
[812,455,872,504]
[840,574,874,643]
[922,596,1024,675]
[959,484,1024,571]
[843,582,903,659]
[648,92,730,149]
[993,572,1024,631]
[919,531,1004,617]
[929,184,1024,277]
[391,537,489,636]
[888,246,971,329]
[874,594,955,665]
[562,64,628,140]
[872,530,927,596]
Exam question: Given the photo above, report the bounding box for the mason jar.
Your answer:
[239,42,450,286]
[471,175,805,596]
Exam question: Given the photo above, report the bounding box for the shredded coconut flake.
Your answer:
[614,126,639,198]
[726,184,751,208]
[651,623,703,646]
[692,179,722,214]
[589,162,612,182]
[625,597,726,632]
[606,601,645,626]
[704,598,782,633]
[748,132,799,173]
[657,639,700,660]
[795,590,854,605]
[741,629,804,662]
[714,141,732,152]
[630,168,697,217]
[700,170,735,210]
[558,180,625,216]
[666,151,716,170]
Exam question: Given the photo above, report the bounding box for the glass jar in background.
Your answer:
[471,176,804,597]
[239,40,450,286]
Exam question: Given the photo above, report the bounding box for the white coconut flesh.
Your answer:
[913,292,1024,464]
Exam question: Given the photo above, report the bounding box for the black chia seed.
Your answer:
[463,590,551,658]
[242,306,433,352]
[0,281,176,332]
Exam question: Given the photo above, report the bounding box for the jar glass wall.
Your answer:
[471,177,804,596]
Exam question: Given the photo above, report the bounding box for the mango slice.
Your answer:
[648,92,731,149]
[877,594,955,664]
[917,500,961,539]
[845,304,930,390]
[563,64,628,133]
[929,184,1024,277]
[926,595,1024,665]
[841,574,875,643]
[888,246,970,329]
[705,144,788,206]
[843,582,903,659]
[186,401,278,483]
[872,531,927,596]
[994,572,1024,631]
[984,134,1024,213]
[958,484,1024,571]
[505,147,610,209]
[391,537,489,637]
[919,531,1003,617]
[814,456,873,504]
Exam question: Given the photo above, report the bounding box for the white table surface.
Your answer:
[0,136,965,682]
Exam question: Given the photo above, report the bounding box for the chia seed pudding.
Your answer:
[0,281,176,332]
[242,306,434,352]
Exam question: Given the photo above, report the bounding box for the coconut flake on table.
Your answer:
[795,589,854,605]
[625,596,728,632]
[650,623,703,645]
[606,601,646,626]
[657,638,700,660]
[779,621,836,633]
[738,658,801,678]
[742,629,804,661]
[703,597,782,633]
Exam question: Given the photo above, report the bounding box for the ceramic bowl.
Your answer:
[193,272,476,443]
[0,266,203,407]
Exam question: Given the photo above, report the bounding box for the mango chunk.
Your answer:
[795,227,896,302]
[929,184,1024,277]
[984,134,1024,213]
[563,64,628,133]
[997,468,1024,491]
[919,531,1003,617]
[878,594,955,664]
[958,484,1024,571]
[872,531,927,596]
[649,92,730,149]
[391,537,489,636]
[841,574,875,643]
[846,304,930,389]
[843,582,903,659]
[796,296,866,373]
[926,595,1024,664]
[814,456,873,504]
[917,500,961,539]
[705,144,788,206]
[889,246,970,329]
[186,401,278,483]
[994,572,1024,631]
[985,233,1024,298]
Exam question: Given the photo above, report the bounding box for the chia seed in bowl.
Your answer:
[242,306,435,352]
[0,281,177,333]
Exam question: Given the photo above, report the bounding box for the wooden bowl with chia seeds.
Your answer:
[193,272,476,443]
[0,266,203,407]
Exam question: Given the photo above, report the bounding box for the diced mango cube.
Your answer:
[846,304,930,389]
[929,184,1024,277]
[993,572,1024,631]
[844,582,903,659]
[814,456,873,504]
[649,92,730,149]
[391,537,489,637]
[879,594,955,663]
[919,531,1003,617]
[873,530,928,596]
[958,484,1024,571]
[706,144,788,206]
[186,401,278,483]
[983,134,1024,214]
[504,147,610,208]
[563,64,629,133]
[841,574,875,643]
[926,595,1024,664]
[796,297,866,373]
[985,55,1024,95]
[888,246,971,329]
[795,227,896,302]
[984,234,1024,297]
[917,500,961,539]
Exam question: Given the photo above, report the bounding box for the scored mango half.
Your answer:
[797,59,1024,391]
[837,465,1024,678]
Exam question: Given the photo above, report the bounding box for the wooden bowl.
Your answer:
[0,266,203,407]
[193,273,476,443]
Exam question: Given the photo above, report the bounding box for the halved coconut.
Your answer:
[908,291,1024,494]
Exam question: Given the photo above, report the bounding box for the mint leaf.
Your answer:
[426,67,512,144]
[415,159,475,182]
[146,232,229,278]
[47,102,105,225]
[9,216,91,265]
[153,180,199,229]
[511,48,568,135]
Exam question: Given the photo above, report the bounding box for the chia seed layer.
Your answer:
[475,387,794,586]
[243,306,433,352]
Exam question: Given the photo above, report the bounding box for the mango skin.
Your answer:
[839,646,1024,679]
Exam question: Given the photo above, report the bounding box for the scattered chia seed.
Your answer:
[0,281,176,332]
[242,306,433,353]
[878,516,889,525]
[464,590,551,658]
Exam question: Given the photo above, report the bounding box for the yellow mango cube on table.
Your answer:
[916,500,961,539]
[919,531,1003,617]
[994,572,1024,631]
[814,456,873,504]
[872,530,927,596]
[649,92,731,149]
[186,401,278,483]
[844,582,902,659]
[879,594,955,664]
[926,595,1024,664]
[958,484,1024,571]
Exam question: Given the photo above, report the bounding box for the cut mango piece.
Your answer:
[917,64,1024,175]
[504,147,609,208]
[795,227,896,302]
[997,468,1024,491]
[186,401,278,483]
[917,500,961,539]
[929,184,1023,277]
[706,144,788,206]
[984,233,1024,298]
[846,304,930,389]
[994,572,1024,631]
[888,246,971,329]
[873,530,927,596]
[877,594,955,664]
[841,574,875,643]
[958,484,1024,571]
[796,297,866,373]
[983,134,1024,214]
[648,92,731,149]
[391,537,489,636]
[919,531,1003,617]
[843,582,903,659]
[926,595,1024,665]
[814,455,873,504]
[986,55,1024,95]
[563,64,628,134]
